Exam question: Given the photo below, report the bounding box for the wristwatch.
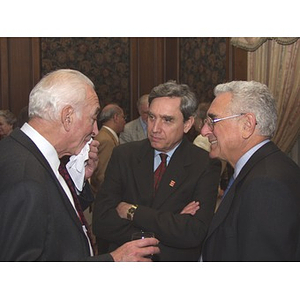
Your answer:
[127,204,138,221]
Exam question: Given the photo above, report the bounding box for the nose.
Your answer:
[151,118,162,133]
[201,121,212,137]
[92,121,99,137]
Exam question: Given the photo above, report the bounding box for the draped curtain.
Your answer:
[230,37,300,153]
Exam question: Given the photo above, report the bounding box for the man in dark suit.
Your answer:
[0,69,159,261]
[92,80,221,261]
[201,80,300,261]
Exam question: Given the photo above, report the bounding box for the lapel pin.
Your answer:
[169,180,176,187]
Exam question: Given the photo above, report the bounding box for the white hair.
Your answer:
[214,81,277,138]
[28,69,95,121]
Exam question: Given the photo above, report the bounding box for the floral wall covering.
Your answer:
[41,37,130,112]
[41,37,227,116]
[180,37,227,103]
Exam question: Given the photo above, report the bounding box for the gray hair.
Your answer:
[214,81,277,138]
[0,110,17,126]
[137,94,149,107]
[149,80,199,122]
[28,69,95,121]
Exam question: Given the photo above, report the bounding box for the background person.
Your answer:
[0,109,17,140]
[119,94,149,143]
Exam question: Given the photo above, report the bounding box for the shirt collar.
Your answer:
[234,139,270,179]
[102,125,119,143]
[21,122,61,176]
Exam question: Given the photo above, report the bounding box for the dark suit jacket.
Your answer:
[0,128,113,261]
[202,141,300,261]
[93,137,221,261]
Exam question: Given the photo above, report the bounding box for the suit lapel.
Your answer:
[153,138,191,208]
[11,129,84,231]
[133,140,155,203]
[205,141,280,239]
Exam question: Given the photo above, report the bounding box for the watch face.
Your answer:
[128,207,135,214]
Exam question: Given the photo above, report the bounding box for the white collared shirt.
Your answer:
[154,142,181,171]
[21,123,93,255]
[234,139,270,179]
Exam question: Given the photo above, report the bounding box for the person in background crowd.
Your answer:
[0,109,17,140]
[0,69,159,261]
[90,103,126,254]
[193,102,211,152]
[119,94,149,143]
[201,80,300,261]
[93,80,221,261]
[90,103,126,196]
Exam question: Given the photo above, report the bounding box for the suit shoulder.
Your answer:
[114,139,148,154]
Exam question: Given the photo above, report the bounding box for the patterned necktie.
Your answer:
[58,161,95,255]
[154,153,168,191]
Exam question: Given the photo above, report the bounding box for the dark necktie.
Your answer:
[222,175,234,199]
[154,153,168,191]
[58,161,95,255]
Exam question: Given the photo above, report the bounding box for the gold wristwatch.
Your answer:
[127,204,138,221]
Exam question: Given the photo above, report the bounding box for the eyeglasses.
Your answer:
[203,113,245,131]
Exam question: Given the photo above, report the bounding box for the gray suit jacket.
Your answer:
[93,137,221,261]
[119,118,147,144]
[0,128,113,261]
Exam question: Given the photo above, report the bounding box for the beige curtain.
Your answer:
[231,37,300,153]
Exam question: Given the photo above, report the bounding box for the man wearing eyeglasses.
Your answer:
[201,80,300,261]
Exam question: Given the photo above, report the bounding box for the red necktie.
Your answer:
[154,153,168,191]
[58,162,96,255]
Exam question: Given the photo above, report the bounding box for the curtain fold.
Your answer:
[231,37,299,51]
[231,38,300,153]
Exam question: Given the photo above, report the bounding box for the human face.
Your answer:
[201,92,245,167]
[68,86,100,155]
[138,102,149,123]
[0,116,13,138]
[147,97,193,152]
[116,110,126,134]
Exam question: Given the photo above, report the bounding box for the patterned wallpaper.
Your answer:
[180,37,227,103]
[41,37,130,112]
[41,37,227,115]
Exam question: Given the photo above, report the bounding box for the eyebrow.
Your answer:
[94,107,101,117]
[208,112,217,119]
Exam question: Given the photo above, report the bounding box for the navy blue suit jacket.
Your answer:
[202,141,300,261]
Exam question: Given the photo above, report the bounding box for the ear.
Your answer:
[241,113,256,139]
[183,116,195,133]
[61,105,74,131]
[113,113,119,123]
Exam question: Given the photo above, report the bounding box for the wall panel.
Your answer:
[0,37,40,116]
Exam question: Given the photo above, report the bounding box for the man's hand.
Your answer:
[84,139,100,180]
[110,238,160,262]
[116,201,132,219]
[180,201,200,215]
